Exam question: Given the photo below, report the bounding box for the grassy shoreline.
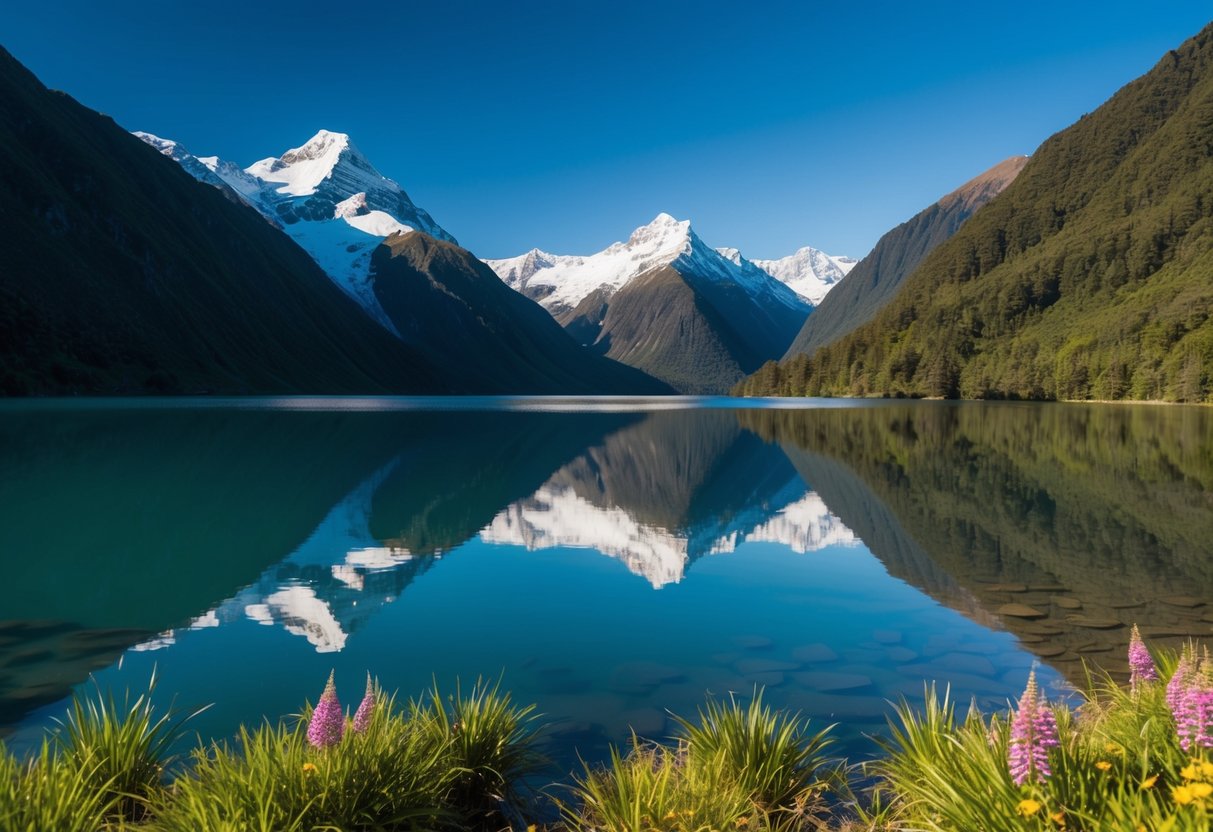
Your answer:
[4,633,1213,830]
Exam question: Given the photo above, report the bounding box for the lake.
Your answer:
[1,397,1210,773]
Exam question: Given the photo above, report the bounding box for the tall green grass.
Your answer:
[872,659,1212,832]
[562,738,758,832]
[54,669,203,823]
[151,694,454,832]
[0,740,118,832]
[8,638,1213,831]
[420,678,543,830]
[563,691,839,832]
[674,689,836,819]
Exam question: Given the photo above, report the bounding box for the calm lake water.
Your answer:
[1,397,1211,772]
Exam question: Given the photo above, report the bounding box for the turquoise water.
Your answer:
[2,398,1210,772]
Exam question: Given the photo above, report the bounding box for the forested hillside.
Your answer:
[737,24,1213,401]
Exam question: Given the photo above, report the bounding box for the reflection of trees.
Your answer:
[739,402,1213,678]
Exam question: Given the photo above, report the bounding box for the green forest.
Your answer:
[737,24,1213,402]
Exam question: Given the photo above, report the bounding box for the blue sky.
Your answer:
[4,2,1211,259]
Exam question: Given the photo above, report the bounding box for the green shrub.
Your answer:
[674,690,836,820]
[151,692,453,832]
[54,671,200,823]
[419,677,543,829]
[562,738,758,832]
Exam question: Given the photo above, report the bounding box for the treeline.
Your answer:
[737,24,1213,402]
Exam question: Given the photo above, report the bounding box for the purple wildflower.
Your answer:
[307,670,345,749]
[1175,650,1213,753]
[1167,645,1195,716]
[1128,624,1158,689]
[352,673,375,734]
[1008,671,1060,786]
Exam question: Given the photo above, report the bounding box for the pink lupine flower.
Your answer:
[1128,624,1158,688]
[1167,645,1196,716]
[1175,651,1213,753]
[1008,671,1059,786]
[307,670,345,749]
[352,673,375,734]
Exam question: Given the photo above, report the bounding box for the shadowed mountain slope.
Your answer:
[371,232,672,394]
[0,47,445,395]
[783,156,1027,360]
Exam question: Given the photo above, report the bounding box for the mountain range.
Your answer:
[6,19,1213,401]
[485,215,834,392]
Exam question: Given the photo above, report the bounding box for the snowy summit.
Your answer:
[484,213,810,316]
[136,129,453,332]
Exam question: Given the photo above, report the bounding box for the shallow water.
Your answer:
[1,397,1210,772]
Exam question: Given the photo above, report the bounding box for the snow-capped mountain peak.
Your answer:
[484,213,808,317]
[247,129,375,198]
[747,245,857,305]
[135,128,455,334]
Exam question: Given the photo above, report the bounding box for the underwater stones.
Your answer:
[997,603,1046,619]
[793,671,873,692]
[1032,643,1068,658]
[734,658,798,675]
[923,652,996,677]
[619,707,667,738]
[792,643,839,663]
[731,635,774,650]
[1067,617,1123,630]
[983,583,1028,593]
[1160,595,1205,608]
[885,646,918,662]
[1139,625,1200,638]
[1051,596,1082,610]
[1021,622,1066,635]
[788,691,886,720]
[609,661,685,694]
[744,671,786,687]
[872,629,902,644]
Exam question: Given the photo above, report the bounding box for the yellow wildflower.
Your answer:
[1095,760,1112,772]
[1181,763,1200,780]
[736,818,749,828]
[1174,784,1196,804]
[1105,742,1121,754]
[527,827,536,832]
[1051,809,1066,826]
[1203,761,1213,778]
[1192,782,1213,799]
[1142,774,1159,789]
[1016,798,1042,817]
[302,762,317,774]
[664,812,678,821]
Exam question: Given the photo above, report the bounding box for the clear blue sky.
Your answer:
[3,2,1211,259]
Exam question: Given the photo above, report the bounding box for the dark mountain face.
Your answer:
[784,156,1027,361]
[370,232,672,394]
[0,47,446,396]
[745,22,1213,401]
[591,265,807,394]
